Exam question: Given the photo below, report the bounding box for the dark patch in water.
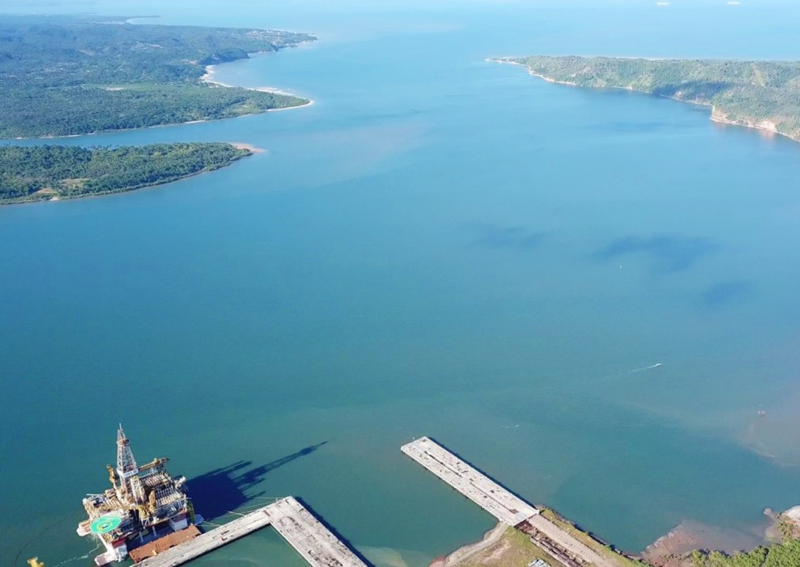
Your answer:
[699,280,754,309]
[595,235,717,273]
[467,222,547,252]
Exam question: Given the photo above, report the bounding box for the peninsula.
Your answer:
[0,16,314,204]
[498,56,800,143]
[0,143,252,204]
[0,15,315,138]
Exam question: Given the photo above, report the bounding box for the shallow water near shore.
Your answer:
[3,1,800,566]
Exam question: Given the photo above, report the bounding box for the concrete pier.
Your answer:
[270,496,365,567]
[401,437,619,567]
[135,496,366,567]
[401,437,538,526]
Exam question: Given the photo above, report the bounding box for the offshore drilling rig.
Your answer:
[77,425,193,565]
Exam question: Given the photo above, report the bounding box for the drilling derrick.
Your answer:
[116,425,146,504]
[116,425,139,481]
[77,425,192,566]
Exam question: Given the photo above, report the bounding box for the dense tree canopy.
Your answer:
[0,15,314,137]
[0,143,251,204]
[0,84,307,138]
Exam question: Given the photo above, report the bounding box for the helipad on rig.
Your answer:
[77,425,193,565]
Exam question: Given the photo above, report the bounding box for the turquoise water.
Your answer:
[3,0,800,565]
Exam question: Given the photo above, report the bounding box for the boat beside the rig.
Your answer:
[76,426,194,566]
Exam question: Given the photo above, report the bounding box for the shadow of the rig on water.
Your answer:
[186,440,330,522]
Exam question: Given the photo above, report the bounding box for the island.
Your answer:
[0,15,316,138]
[497,56,800,143]
[0,143,253,204]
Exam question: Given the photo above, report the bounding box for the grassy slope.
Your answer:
[457,526,562,567]
[449,513,642,567]
[537,507,645,567]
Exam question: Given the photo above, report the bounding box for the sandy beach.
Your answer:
[201,64,314,109]
[230,142,266,153]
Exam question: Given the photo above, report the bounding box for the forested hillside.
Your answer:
[0,143,251,203]
[0,84,306,138]
[0,16,314,137]
[506,56,800,142]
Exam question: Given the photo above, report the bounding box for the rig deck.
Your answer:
[135,496,365,567]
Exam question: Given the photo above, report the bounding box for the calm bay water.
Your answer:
[3,1,800,565]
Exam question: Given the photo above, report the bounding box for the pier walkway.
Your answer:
[270,496,366,567]
[401,437,618,567]
[401,437,538,526]
[135,496,366,567]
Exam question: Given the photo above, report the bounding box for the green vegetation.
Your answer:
[445,506,800,567]
[507,56,800,142]
[457,525,560,567]
[0,143,251,204]
[777,520,797,541]
[541,503,800,567]
[0,15,314,137]
[0,84,307,138]
[690,538,800,567]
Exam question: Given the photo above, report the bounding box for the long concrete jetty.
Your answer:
[270,496,366,567]
[135,496,366,567]
[401,437,538,526]
[401,437,617,567]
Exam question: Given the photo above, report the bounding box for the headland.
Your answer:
[0,143,253,205]
[0,15,315,139]
[493,56,800,144]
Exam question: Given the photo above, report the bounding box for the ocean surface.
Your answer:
[2,0,800,565]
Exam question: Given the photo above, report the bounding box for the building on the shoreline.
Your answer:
[76,425,193,566]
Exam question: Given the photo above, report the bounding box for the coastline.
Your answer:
[436,501,795,567]
[5,96,312,141]
[201,61,315,110]
[3,53,314,142]
[490,58,800,145]
[430,523,507,567]
[0,145,253,206]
